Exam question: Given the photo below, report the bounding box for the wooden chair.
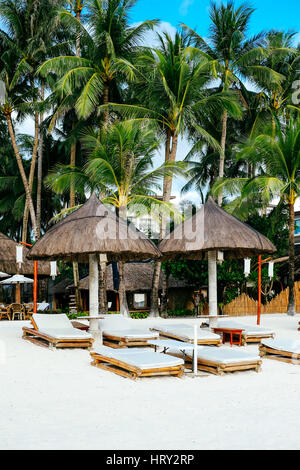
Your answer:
[9,303,24,321]
[23,304,33,321]
[0,305,11,321]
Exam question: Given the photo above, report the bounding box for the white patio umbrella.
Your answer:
[0,274,34,285]
[0,274,33,303]
[0,271,9,278]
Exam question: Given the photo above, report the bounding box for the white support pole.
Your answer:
[208,250,218,329]
[89,254,102,346]
[193,324,198,376]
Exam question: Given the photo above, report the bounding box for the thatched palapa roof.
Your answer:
[27,193,161,262]
[75,262,189,292]
[159,197,276,260]
[0,232,50,276]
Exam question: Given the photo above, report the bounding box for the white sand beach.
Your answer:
[1,314,300,450]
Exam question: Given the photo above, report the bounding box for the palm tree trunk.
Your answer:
[36,85,45,237]
[75,7,81,57]
[70,141,76,207]
[287,202,295,315]
[6,113,38,239]
[160,271,169,316]
[103,82,109,124]
[118,204,129,317]
[217,110,228,206]
[163,133,178,202]
[150,132,176,318]
[99,258,107,314]
[22,111,39,242]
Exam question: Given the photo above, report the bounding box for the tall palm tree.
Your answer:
[0,0,67,240]
[103,30,241,315]
[212,116,300,315]
[258,31,300,119]
[182,0,284,205]
[46,120,184,315]
[38,0,158,120]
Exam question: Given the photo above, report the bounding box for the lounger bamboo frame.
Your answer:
[22,317,94,350]
[90,351,184,380]
[167,351,262,375]
[259,344,300,365]
[240,332,275,345]
[151,328,222,346]
[184,355,262,375]
[103,332,158,348]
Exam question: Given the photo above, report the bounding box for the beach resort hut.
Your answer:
[27,193,161,340]
[159,197,276,326]
[0,232,50,303]
[73,262,193,312]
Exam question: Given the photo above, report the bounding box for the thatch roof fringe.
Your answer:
[0,232,50,276]
[159,197,276,259]
[27,193,161,262]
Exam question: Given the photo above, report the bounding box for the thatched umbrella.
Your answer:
[27,193,161,340]
[159,197,276,326]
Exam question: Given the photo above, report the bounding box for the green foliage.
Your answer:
[167,309,194,317]
[129,312,149,319]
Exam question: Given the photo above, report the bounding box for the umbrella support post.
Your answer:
[208,250,218,329]
[89,254,102,346]
[15,283,21,304]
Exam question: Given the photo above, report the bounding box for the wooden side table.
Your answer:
[213,327,245,346]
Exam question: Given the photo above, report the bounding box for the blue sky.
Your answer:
[130,0,300,41]
[128,0,300,204]
[14,0,300,205]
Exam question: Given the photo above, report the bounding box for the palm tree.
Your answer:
[258,31,300,119]
[46,120,184,315]
[212,116,300,315]
[182,0,284,205]
[37,0,158,120]
[0,0,67,240]
[103,30,240,315]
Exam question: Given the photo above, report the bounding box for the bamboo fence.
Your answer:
[223,281,300,316]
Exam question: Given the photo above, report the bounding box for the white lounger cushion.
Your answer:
[261,338,300,354]
[149,339,196,351]
[33,313,72,330]
[217,320,274,337]
[99,316,132,331]
[185,346,260,365]
[153,324,220,341]
[37,328,93,340]
[102,328,159,339]
[94,346,184,370]
[32,314,92,339]
[100,316,159,339]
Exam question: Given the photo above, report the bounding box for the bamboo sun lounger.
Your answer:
[99,316,159,348]
[259,339,300,365]
[90,347,184,379]
[151,323,222,346]
[22,314,94,349]
[149,338,262,375]
[217,320,275,345]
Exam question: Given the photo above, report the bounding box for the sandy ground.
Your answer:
[0,314,300,450]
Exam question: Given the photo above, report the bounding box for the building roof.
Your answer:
[0,232,51,276]
[76,262,190,292]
